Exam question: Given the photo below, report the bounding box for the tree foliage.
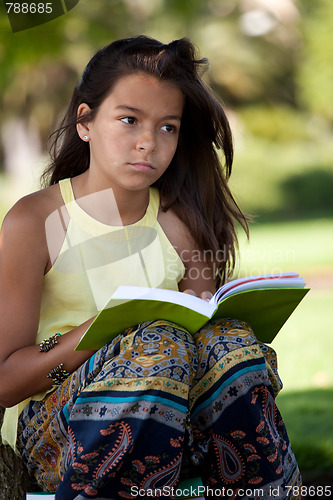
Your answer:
[296,0,333,121]
[0,0,332,169]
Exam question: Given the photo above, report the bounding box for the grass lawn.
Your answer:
[236,217,333,279]
[236,219,333,483]
[236,218,333,390]
[274,288,333,482]
[277,388,333,483]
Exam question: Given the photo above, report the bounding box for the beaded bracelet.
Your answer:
[39,332,61,353]
[47,363,70,385]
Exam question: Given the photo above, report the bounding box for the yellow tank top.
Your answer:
[2,179,185,450]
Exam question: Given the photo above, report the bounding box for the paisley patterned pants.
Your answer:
[18,319,301,499]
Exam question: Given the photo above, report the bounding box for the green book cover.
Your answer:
[212,287,309,343]
[76,284,309,350]
[176,476,204,499]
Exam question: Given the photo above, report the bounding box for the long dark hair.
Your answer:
[42,35,249,286]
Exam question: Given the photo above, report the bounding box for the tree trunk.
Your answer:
[0,407,39,499]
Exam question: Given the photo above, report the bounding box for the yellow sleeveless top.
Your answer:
[2,179,185,450]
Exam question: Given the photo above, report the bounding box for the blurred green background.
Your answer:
[0,0,332,485]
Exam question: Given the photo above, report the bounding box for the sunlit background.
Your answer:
[1,0,332,486]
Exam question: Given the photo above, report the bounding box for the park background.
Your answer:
[0,0,332,487]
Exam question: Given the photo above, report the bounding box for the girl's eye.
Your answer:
[161,124,176,133]
[120,116,136,125]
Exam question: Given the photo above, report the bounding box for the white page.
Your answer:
[212,274,305,304]
[26,495,55,500]
[110,285,215,316]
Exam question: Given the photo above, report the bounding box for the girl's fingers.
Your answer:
[200,290,213,302]
[182,289,213,302]
[182,289,197,296]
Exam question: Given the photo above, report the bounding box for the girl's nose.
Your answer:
[136,130,156,153]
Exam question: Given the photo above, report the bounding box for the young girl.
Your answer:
[0,36,301,499]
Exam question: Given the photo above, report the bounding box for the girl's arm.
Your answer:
[0,194,96,408]
[177,240,216,300]
[158,207,216,299]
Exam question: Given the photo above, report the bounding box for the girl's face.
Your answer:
[77,73,184,194]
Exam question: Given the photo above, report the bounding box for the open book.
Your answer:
[76,272,309,350]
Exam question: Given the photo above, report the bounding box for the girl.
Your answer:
[0,36,301,499]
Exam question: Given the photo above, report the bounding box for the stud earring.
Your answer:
[83,135,89,141]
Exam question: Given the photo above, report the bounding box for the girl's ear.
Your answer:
[77,103,92,141]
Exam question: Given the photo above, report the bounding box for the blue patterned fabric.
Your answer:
[19,319,302,499]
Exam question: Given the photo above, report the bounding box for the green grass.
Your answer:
[277,389,333,482]
[274,287,333,482]
[235,219,333,389]
[273,289,333,390]
[236,219,333,483]
[236,218,333,277]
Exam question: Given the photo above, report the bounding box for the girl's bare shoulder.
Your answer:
[2,184,62,231]
[0,184,64,259]
[0,184,64,294]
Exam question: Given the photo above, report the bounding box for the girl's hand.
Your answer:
[182,289,213,302]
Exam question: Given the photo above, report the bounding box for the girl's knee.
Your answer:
[195,316,257,353]
[133,320,196,354]
[114,320,198,385]
[193,318,283,395]
[258,342,283,396]
[193,318,260,381]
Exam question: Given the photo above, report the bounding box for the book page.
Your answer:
[110,286,215,316]
[212,273,305,304]
[26,495,55,499]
